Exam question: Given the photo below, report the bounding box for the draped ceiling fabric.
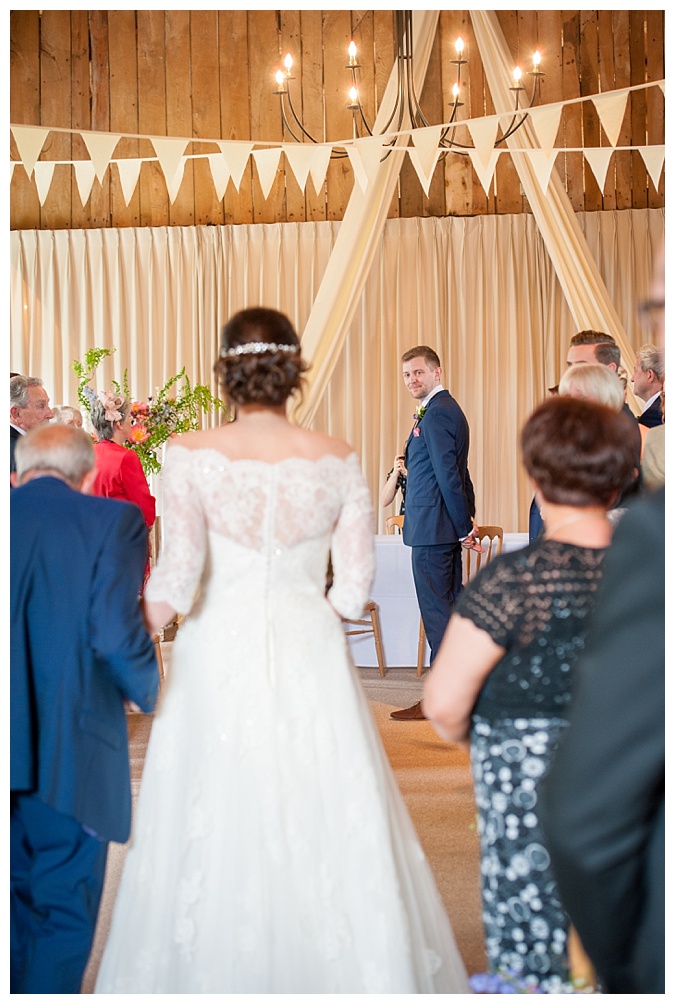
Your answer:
[291,9,439,428]
[10,209,664,534]
[470,11,640,410]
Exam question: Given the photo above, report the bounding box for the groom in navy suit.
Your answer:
[10,424,160,993]
[391,346,479,720]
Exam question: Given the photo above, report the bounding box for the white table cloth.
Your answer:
[347,532,529,669]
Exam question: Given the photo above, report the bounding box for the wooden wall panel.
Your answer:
[137,10,169,227]
[219,11,253,225]
[109,11,140,228]
[9,10,665,231]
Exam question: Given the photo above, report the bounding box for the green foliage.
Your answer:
[73,348,228,476]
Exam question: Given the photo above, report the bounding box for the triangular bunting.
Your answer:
[468,147,500,196]
[527,104,563,158]
[408,146,440,196]
[11,125,50,178]
[217,141,253,192]
[659,82,665,96]
[354,135,388,185]
[466,115,500,168]
[282,144,314,192]
[526,149,559,193]
[74,160,97,205]
[33,161,56,205]
[410,125,442,180]
[116,159,143,206]
[638,145,665,189]
[584,147,614,192]
[346,145,369,193]
[591,90,629,147]
[81,131,121,183]
[10,162,16,182]
[308,145,332,194]
[207,153,231,201]
[151,137,189,202]
[252,147,282,200]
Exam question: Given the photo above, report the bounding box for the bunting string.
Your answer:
[10,78,665,206]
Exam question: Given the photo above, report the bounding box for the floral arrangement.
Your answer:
[73,347,228,476]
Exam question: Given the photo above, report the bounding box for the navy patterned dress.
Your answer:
[454,538,607,991]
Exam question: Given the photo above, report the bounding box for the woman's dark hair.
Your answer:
[214,307,309,407]
[521,396,638,508]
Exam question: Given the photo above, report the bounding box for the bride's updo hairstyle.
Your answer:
[215,307,309,407]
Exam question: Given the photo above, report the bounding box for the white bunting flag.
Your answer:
[638,145,665,190]
[151,137,188,203]
[252,148,282,200]
[308,145,333,194]
[526,149,559,193]
[346,144,369,193]
[207,154,231,201]
[33,161,56,205]
[282,144,315,192]
[584,147,614,192]
[10,162,16,182]
[466,115,500,169]
[410,125,442,180]
[527,104,563,158]
[408,146,440,196]
[468,147,500,196]
[592,90,629,148]
[82,131,121,183]
[11,125,50,179]
[116,159,143,206]
[217,142,253,192]
[354,135,389,188]
[74,160,97,205]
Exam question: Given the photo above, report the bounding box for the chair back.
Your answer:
[464,525,503,583]
[385,514,405,534]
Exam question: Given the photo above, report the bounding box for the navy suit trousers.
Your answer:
[411,542,463,662]
[11,792,108,993]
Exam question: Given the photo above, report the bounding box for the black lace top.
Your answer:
[455,537,607,721]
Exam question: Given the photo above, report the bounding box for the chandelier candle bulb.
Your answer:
[533,50,541,69]
[348,41,357,67]
[455,37,464,56]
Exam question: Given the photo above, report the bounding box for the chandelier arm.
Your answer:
[279,99,307,145]
[284,88,321,145]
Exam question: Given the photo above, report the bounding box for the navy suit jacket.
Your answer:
[402,389,475,547]
[637,397,663,429]
[11,477,159,844]
[541,488,665,993]
[10,425,21,475]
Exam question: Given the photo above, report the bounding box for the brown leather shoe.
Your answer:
[390,700,427,721]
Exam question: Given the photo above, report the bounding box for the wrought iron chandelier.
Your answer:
[274,11,544,159]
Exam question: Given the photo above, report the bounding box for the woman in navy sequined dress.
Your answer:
[423,397,639,991]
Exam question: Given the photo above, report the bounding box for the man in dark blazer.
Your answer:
[391,345,479,720]
[631,343,664,428]
[10,373,54,476]
[10,423,160,993]
[540,487,665,993]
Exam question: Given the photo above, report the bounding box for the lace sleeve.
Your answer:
[144,445,207,614]
[453,554,522,648]
[327,453,375,620]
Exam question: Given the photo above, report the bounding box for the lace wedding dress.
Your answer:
[95,445,469,993]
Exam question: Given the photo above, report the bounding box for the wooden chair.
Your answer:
[386,517,504,676]
[343,600,387,677]
[385,514,405,534]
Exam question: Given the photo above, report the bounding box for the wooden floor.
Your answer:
[81,652,486,992]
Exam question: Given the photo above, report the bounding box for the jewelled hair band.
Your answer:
[220,341,300,359]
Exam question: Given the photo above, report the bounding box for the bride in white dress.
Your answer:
[95,308,469,993]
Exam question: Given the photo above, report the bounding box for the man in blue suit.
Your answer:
[391,346,479,720]
[10,423,160,993]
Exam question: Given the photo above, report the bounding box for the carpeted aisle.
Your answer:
[81,653,486,992]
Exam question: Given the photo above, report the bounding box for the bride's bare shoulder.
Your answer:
[302,430,354,460]
[166,428,229,452]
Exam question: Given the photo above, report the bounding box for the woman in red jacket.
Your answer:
[90,390,156,581]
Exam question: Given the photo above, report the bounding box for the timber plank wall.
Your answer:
[10,10,665,231]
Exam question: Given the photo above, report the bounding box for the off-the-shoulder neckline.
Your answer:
[165,444,358,468]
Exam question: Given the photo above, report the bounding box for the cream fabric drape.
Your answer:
[10,208,663,532]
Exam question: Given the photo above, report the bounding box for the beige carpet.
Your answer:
[81,653,486,992]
